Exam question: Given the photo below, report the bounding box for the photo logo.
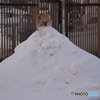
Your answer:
[70,92,98,97]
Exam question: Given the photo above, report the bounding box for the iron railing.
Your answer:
[0,1,38,61]
[65,0,100,57]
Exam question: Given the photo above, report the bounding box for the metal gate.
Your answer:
[0,0,37,61]
[65,0,100,57]
[0,0,62,62]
